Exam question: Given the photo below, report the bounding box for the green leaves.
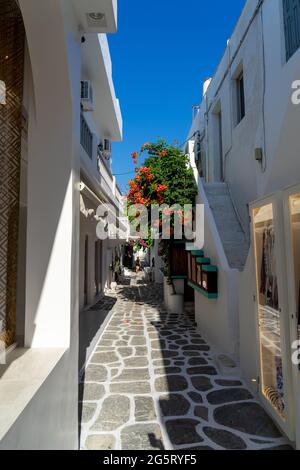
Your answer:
[127,139,197,263]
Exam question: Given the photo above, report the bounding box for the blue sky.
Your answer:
[108,0,246,193]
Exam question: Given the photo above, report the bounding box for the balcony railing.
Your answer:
[80,114,93,159]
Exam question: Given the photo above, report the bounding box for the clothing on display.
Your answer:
[264,386,285,416]
[260,226,279,310]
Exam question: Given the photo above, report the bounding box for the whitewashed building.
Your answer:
[185,0,300,449]
[0,0,123,450]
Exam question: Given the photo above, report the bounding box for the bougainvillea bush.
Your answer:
[127,139,197,276]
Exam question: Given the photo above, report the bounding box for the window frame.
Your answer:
[236,70,246,125]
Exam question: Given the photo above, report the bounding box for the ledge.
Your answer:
[191,250,205,257]
[171,275,187,280]
[0,348,66,442]
[196,257,211,265]
[202,265,218,272]
[188,281,218,299]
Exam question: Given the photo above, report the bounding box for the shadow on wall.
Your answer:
[78,293,117,442]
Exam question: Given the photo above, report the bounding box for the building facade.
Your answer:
[185,0,300,449]
[0,0,122,450]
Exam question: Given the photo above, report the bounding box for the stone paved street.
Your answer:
[79,274,291,450]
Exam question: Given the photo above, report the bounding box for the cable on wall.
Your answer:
[260,3,267,173]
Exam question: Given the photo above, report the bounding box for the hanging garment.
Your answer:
[260,227,279,310]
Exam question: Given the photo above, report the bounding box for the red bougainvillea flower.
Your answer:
[140,167,152,175]
[157,184,168,192]
[131,152,139,159]
[146,174,154,181]
[184,212,193,220]
[135,168,140,173]
[157,194,165,204]
[142,142,151,149]
[162,208,173,216]
[133,160,138,165]
[159,150,167,157]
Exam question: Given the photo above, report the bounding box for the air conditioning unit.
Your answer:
[98,138,112,162]
[103,139,111,153]
[81,80,94,111]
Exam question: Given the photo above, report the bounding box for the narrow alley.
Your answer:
[79,274,291,451]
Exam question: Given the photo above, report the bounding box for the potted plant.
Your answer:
[110,253,121,290]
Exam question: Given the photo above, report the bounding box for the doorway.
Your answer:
[212,103,224,182]
[84,236,89,306]
[251,197,294,440]
[284,187,300,448]
[94,240,102,296]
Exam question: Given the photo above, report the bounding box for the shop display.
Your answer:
[253,203,286,418]
[260,227,279,310]
[289,192,300,371]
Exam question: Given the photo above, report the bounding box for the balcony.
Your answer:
[80,121,121,208]
[80,114,93,159]
[97,150,114,199]
[81,34,122,142]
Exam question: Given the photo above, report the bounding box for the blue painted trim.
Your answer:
[202,265,218,273]
[196,257,211,265]
[191,250,205,257]
[188,281,218,299]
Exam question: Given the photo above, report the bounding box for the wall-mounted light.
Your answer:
[88,12,105,21]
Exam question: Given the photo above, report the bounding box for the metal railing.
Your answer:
[80,114,93,159]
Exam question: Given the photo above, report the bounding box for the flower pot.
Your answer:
[163,277,175,310]
[168,293,184,315]
[173,279,185,296]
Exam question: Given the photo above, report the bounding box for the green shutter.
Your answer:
[283,0,300,61]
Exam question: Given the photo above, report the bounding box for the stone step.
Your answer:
[203,183,249,270]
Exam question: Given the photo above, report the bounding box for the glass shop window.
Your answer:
[253,203,286,418]
[289,193,300,340]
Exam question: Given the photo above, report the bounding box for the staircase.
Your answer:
[204,183,249,271]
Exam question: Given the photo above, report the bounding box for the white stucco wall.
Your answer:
[193,178,239,356]
[186,0,300,447]
[1,0,82,450]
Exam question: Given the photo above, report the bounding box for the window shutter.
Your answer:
[283,0,300,61]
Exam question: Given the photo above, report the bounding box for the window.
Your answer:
[236,71,245,124]
[194,133,206,179]
[283,0,300,61]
